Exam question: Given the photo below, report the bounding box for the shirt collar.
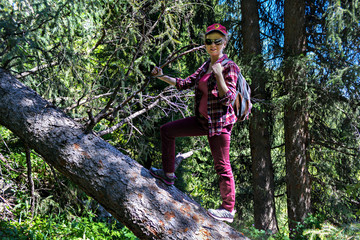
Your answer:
[203,54,228,72]
[215,54,228,64]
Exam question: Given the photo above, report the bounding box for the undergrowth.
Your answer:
[0,213,138,240]
[0,125,139,239]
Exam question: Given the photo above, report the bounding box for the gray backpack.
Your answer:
[222,59,252,121]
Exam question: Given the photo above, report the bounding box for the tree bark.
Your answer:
[0,68,249,240]
[284,0,311,237]
[241,0,278,234]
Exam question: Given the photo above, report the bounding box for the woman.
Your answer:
[150,23,240,223]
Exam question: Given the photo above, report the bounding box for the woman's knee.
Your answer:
[214,162,233,176]
[160,123,173,138]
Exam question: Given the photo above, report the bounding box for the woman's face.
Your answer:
[205,32,226,58]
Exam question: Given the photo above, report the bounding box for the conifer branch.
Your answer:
[160,44,205,69]
[85,4,166,133]
[98,89,181,137]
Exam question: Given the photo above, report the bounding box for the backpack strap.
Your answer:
[221,58,231,67]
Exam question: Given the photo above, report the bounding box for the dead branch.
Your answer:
[64,93,114,113]
[0,152,19,173]
[87,28,107,55]
[25,143,35,215]
[0,194,13,209]
[161,44,199,67]
[15,61,58,79]
[160,45,205,69]
[86,41,202,134]
[174,151,193,171]
[98,88,177,136]
[110,77,152,119]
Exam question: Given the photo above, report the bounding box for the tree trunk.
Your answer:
[241,0,278,234]
[0,69,249,240]
[284,0,311,237]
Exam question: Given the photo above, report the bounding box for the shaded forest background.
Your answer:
[0,0,359,239]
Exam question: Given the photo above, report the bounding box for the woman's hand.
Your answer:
[211,63,223,76]
[212,63,228,97]
[151,66,163,77]
[151,66,176,86]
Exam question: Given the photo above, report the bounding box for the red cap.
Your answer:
[205,23,227,36]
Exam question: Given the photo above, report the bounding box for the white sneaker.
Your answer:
[208,208,236,223]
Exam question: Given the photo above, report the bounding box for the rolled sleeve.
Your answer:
[219,89,234,106]
[175,61,209,91]
[175,77,189,90]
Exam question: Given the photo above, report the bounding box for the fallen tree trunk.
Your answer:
[0,69,249,240]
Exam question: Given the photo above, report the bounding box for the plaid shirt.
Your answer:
[175,55,240,137]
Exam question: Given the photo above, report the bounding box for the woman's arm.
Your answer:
[152,66,176,86]
[152,61,208,90]
[157,75,177,86]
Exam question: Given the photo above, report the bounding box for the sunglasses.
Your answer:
[205,38,224,45]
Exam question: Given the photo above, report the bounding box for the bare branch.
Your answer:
[15,61,58,79]
[64,92,113,113]
[25,143,35,215]
[161,43,199,66]
[0,152,19,173]
[0,194,13,210]
[110,77,152,118]
[98,94,163,137]
[313,140,359,157]
[174,151,193,170]
[87,28,106,55]
[97,86,192,137]
[160,45,205,69]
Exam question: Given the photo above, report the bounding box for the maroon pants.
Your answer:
[160,116,235,211]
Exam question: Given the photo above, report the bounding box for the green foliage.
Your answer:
[180,142,219,208]
[0,213,138,240]
[305,0,360,224]
[304,222,360,240]
[0,129,138,239]
[242,215,360,240]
